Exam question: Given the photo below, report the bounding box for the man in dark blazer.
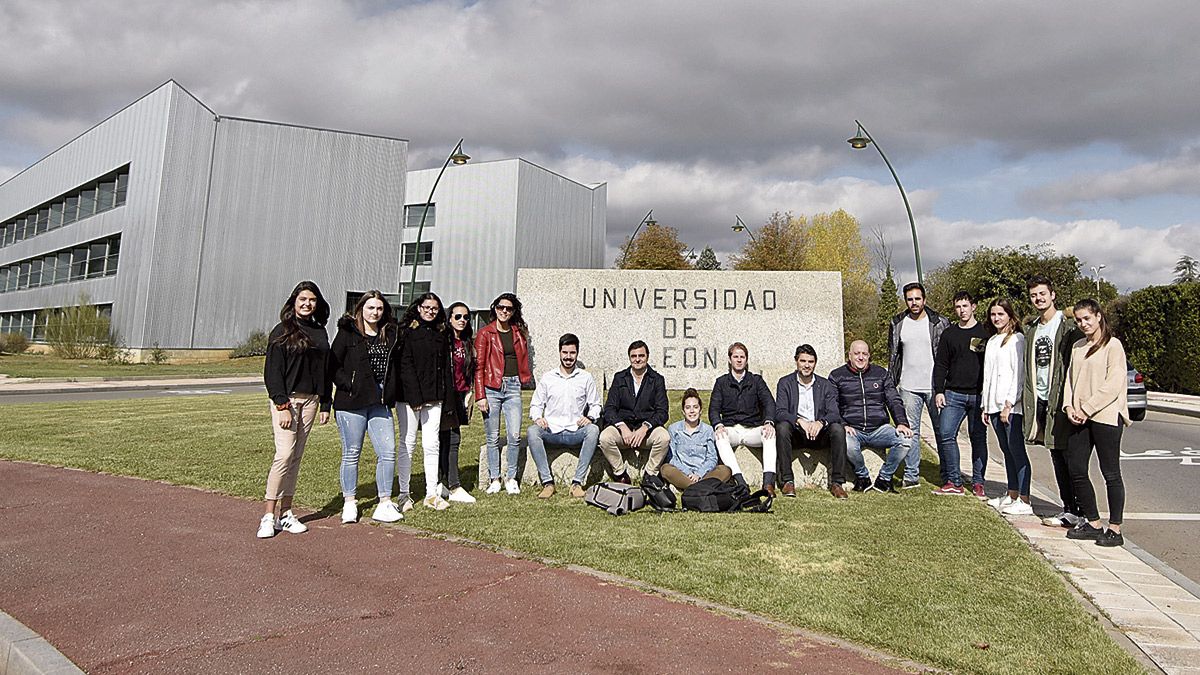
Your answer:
[775,344,849,499]
[599,340,670,483]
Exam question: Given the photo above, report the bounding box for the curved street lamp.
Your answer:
[618,209,656,267]
[1090,264,1107,293]
[847,120,923,284]
[731,214,758,242]
[408,138,470,297]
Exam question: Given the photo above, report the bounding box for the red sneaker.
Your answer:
[931,482,965,496]
[973,483,986,499]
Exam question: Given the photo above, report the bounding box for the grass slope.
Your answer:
[0,353,263,378]
[0,392,1141,674]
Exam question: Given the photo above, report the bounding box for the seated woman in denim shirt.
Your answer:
[660,388,734,490]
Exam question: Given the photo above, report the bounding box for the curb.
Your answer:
[1147,401,1200,419]
[0,611,83,675]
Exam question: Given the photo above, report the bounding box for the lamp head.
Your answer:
[450,148,470,165]
[847,134,871,149]
[731,223,745,233]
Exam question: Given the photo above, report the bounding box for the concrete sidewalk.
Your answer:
[0,461,915,674]
[1148,391,1200,420]
[933,414,1200,675]
[0,375,260,396]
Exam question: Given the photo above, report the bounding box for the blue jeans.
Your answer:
[846,425,911,482]
[484,376,523,481]
[899,388,939,482]
[936,390,988,487]
[991,412,1030,496]
[335,403,397,498]
[526,424,601,485]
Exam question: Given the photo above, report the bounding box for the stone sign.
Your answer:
[517,269,845,390]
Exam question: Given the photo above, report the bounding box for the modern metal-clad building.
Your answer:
[0,81,607,356]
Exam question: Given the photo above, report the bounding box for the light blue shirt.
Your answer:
[667,420,718,476]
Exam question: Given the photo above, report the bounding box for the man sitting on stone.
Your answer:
[599,340,670,484]
[827,340,914,493]
[774,344,849,499]
[710,342,778,494]
[527,333,602,499]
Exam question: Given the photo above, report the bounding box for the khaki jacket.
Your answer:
[1063,337,1131,427]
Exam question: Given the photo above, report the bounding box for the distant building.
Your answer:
[0,81,606,357]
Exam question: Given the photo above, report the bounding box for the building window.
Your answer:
[404,203,435,229]
[0,303,113,343]
[0,165,130,249]
[398,282,431,307]
[401,241,434,266]
[0,234,121,295]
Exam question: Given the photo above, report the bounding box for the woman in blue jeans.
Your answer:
[328,291,402,524]
[473,293,534,495]
[981,298,1032,516]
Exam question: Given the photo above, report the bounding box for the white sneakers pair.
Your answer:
[439,484,477,504]
[423,494,451,511]
[485,478,522,495]
[256,510,306,539]
[372,500,403,522]
[987,495,1034,516]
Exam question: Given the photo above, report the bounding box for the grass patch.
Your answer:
[0,353,263,379]
[0,392,1142,675]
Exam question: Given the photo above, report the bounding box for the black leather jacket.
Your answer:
[888,308,951,388]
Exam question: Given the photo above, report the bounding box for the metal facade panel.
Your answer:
[406,160,519,310]
[513,160,605,272]
[0,83,174,343]
[191,119,407,348]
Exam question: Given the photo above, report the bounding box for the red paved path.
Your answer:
[1,461,910,673]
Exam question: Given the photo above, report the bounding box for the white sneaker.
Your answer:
[447,486,476,504]
[437,483,451,499]
[485,479,503,494]
[988,495,1015,511]
[1002,500,1034,516]
[423,495,451,511]
[504,478,521,495]
[1042,511,1082,528]
[399,497,415,513]
[372,500,403,522]
[341,501,358,524]
[256,513,277,539]
[278,510,308,534]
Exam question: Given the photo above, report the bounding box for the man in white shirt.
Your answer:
[887,282,950,489]
[526,333,602,499]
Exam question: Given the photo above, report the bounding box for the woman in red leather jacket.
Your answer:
[474,293,533,495]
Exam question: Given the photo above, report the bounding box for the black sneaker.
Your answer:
[871,477,897,494]
[1066,521,1104,540]
[852,477,872,492]
[1096,529,1124,547]
[901,479,921,490]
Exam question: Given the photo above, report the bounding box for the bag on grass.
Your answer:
[584,482,646,516]
[640,474,676,512]
[681,478,772,513]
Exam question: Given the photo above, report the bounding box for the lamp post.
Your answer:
[731,215,758,242]
[1090,264,1107,293]
[407,138,470,301]
[847,120,923,285]
[618,209,656,267]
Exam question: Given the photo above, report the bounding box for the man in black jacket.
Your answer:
[888,282,950,488]
[710,342,777,494]
[829,340,914,493]
[599,341,670,483]
[775,344,848,499]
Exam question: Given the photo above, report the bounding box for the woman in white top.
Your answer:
[981,298,1032,516]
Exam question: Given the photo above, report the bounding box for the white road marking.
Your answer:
[165,389,233,395]
[1119,513,1200,521]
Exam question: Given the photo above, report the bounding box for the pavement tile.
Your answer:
[1123,626,1200,649]
[1172,613,1200,633]
[1108,608,1190,630]
[1138,644,1200,672]
[1161,668,1200,675]
[1055,558,1106,571]
[1089,592,1163,613]
[1103,558,1166,576]
[1154,599,1200,616]
[1088,545,1139,563]
[1070,568,1124,584]
[1075,578,1139,597]
[1131,583,1200,602]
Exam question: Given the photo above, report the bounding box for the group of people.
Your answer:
[256,275,1132,548]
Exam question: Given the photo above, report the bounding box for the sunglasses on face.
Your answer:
[495,305,514,312]
[451,313,469,320]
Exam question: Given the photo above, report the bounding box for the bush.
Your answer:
[1119,282,1200,394]
[43,295,119,360]
[0,332,29,354]
[231,329,269,358]
[149,343,169,364]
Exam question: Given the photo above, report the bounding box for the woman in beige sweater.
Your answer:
[1062,299,1130,547]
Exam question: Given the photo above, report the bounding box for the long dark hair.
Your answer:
[273,280,330,351]
[447,301,476,365]
[350,290,395,340]
[488,292,528,339]
[402,292,448,332]
[987,298,1021,346]
[1073,298,1112,358]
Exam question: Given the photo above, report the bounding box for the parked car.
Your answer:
[1127,363,1147,422]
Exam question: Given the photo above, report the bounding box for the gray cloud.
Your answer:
[1024,146,1200,207]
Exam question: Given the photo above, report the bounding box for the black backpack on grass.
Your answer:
[681,477,773,513]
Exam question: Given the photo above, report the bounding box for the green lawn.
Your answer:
[0,392,1142,675]
[0,353,263,379]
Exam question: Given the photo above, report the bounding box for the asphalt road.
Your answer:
[1019,411,1200,587]
[0,382,265,403]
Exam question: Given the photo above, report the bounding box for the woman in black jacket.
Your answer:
[329,291,403,524]
[396,292,451,510]
[258,280,331,539]
[437,302,477,503]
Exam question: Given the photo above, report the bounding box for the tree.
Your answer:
[616,222,692,270]
[729,212,807,270]
[925,244,1117,322]
[869,266,899,363]
[1174,255,1199,284]
[1121,282,1200,394]
[694,246,722,270]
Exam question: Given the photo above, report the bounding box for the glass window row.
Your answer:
[403,203,435,229]
[0,235,121,294]
[1,165,129,248]
[401,241,434,266]
[0,303,112,343]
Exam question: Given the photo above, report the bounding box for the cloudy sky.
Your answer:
[3,0,1199,290]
